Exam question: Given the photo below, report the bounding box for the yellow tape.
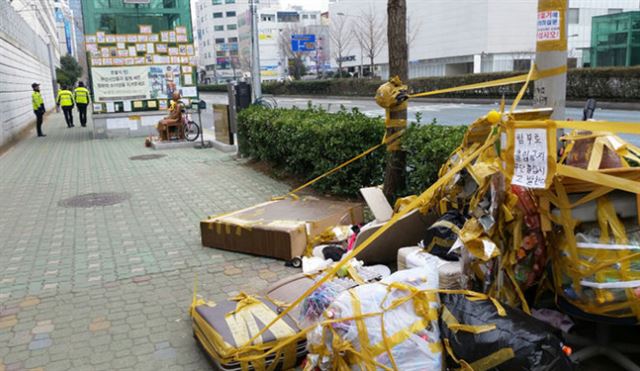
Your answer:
[236,131,500,352]
[409,65,567,99]
[554,121,640,135]
[469,347,516,371]
[557,164,640,195]
[536,0,568,52]
[281,129,404,198]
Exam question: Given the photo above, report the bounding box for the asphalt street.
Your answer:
[199,92,640,146]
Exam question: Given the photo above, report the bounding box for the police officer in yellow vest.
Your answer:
[32,83,46,137]
[56,86,75,128]
[74,82,90,127]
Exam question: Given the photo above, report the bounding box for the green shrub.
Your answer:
[403,123,467,195]
[201,67,640,102]
[238,106,466,197]
[197,84,228,93]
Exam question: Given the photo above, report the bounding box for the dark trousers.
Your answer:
[77,103,87,126]
[62,107,74,127]
[34,110,44,136]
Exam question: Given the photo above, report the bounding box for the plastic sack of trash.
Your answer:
[421,210,466,261]
[305,266,443,370]
[440,294,573,371]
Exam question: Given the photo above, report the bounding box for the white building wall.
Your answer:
[195,0,242,83]
[329,0,640,78]
[1,0,56,147]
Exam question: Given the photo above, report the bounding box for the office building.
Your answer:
[590,10,640,66]
[328,0,640,78]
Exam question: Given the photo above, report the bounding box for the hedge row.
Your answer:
[237,105,467,197]
[200,66,640,101]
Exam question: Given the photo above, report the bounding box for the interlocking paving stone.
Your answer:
[0,113,297,369]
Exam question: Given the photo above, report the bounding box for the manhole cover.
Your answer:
[58,192,130,208]
[129,154,167,161]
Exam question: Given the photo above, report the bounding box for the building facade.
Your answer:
[196,0,329,83]
[54,0,79,58]
[1,0,62,147]
[195,0,243,84]
[590,10,640,66]
[328,0,640,79]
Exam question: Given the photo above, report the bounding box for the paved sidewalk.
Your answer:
[0,111,297,370]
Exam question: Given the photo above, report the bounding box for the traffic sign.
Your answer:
[291,34,316,52]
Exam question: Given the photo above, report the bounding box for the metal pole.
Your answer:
[250,0,262,102]
[533,0,568,120]
[194,100,212,149]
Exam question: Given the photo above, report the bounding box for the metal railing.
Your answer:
[0,0,51,64]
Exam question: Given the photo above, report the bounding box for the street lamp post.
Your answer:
[250,0,262,101]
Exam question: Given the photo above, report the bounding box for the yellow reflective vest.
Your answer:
[74,87,90,104]
[32,91,44,111]
[56,89,74,107]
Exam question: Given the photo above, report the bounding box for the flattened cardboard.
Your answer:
[200,197,364,260]
[354,209,437,264]
[359,186,393,222]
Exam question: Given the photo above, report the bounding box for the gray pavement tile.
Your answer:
[0,112,297,369]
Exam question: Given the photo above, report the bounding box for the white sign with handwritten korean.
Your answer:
[512,129,548,189]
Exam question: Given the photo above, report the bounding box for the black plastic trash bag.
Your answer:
[440,294,573,371]
[422,210,466,261]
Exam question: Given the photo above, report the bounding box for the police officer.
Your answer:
[74,82,90,127]
[56,86,75,128]
[32,83,46,137]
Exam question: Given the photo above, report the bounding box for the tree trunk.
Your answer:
[383,0,408,201]
[370,56,375,79]
[387,0,408,81]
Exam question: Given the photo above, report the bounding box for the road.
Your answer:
[199,93,640,146]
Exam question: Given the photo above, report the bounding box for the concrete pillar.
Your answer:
[473,54,482,74]
[534,0,568,120]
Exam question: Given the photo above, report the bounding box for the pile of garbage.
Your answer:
[190,105,640,370]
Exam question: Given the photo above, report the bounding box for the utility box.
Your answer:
[227,81,251,134]
[213,104,233,145]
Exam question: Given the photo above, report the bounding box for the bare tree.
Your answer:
[279,25,308,80]
[353,8,387,78]
[330,15,354,77]
[406,15,421,52]
[383,0,408,201]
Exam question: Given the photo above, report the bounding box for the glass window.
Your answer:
[225,0,235,3]
[216,51,226,57]
[568,8,579,24]
[228,37,238,43]
[213,12,223,18]
[215,38,225,43]
[212,0,222,4]
[277,11,299,23]
[227,24,237,30]
[608,8,623,15]
[214,25,224,31]
[226,11,236,17]
[311,15,317,19]
[302,14,308,19]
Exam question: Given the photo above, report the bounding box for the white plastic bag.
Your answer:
[311,266,442,370]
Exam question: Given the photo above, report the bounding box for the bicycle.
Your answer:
[181,108,200,142]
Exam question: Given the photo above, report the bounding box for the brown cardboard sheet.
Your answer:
[354,209,437,264]
[200,197,364,260]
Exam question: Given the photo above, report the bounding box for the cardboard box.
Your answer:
[200,197,364,260]
[355,187,437,264]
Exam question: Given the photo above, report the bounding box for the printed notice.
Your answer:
[537,11,561,41]
[512,129,548,189]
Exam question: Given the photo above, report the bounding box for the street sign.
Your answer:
[291,34,316,52]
